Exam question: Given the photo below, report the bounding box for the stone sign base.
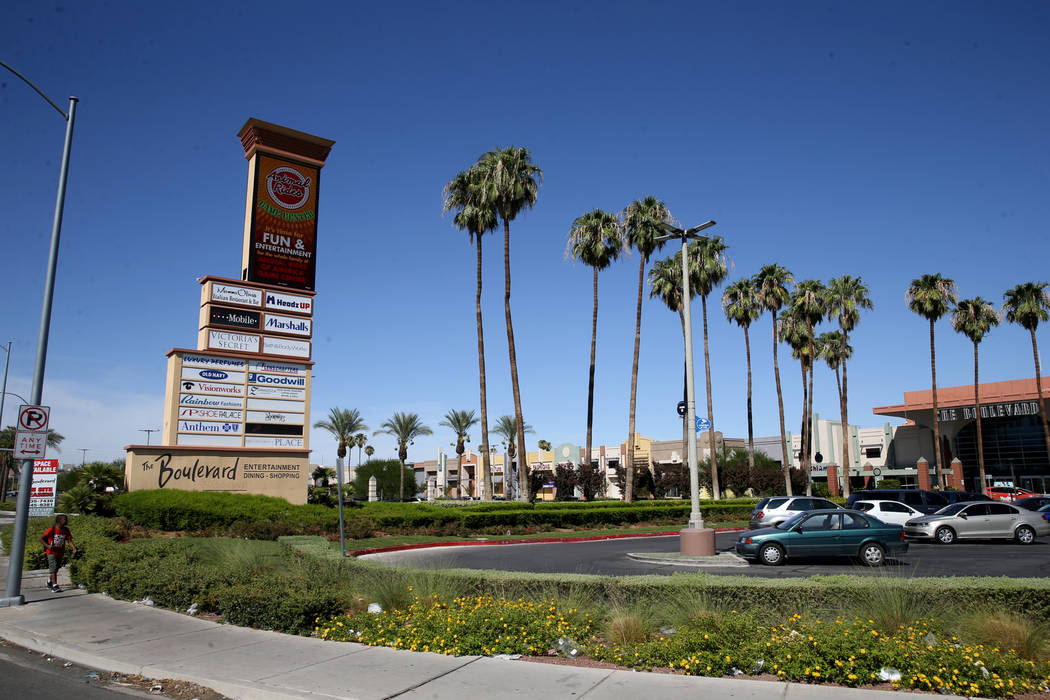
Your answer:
[125,444,310,504]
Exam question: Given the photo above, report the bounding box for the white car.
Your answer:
[852,500,923,526]
[748,496,842,529]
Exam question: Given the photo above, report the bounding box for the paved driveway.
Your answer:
[363,532,1050,578]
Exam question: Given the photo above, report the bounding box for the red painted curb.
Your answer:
[347,527,748,557]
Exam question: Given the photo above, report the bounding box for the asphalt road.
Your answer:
[0,641,157,699]
[365,531,1050,578]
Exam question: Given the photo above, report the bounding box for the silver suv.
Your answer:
[749,496,843,529]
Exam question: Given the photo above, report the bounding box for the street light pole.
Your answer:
[656,220,717,557]
[139,428,159,445]
[0,343,11,434]
[1,61,78,607]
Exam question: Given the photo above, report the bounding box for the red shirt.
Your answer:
[43,526,72,556]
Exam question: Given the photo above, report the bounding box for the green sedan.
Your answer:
[734,508,908,567]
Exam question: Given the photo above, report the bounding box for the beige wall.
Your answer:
[125,446,310,504]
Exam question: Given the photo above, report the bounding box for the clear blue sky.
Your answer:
[2,1,1048,466]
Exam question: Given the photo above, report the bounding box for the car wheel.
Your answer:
[1015,525,1036,545]
[758,543,785,566]
[935,526,956,545]
[860,542,885,567]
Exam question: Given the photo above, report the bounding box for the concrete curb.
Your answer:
[347,527,748,556]
[625,551,751,568]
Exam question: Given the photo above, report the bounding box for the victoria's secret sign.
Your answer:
[938,400,1042,423]
[245,154,320,291]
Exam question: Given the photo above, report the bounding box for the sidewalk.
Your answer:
[0,537,970,699]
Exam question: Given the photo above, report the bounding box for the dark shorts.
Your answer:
[46,553,64,574]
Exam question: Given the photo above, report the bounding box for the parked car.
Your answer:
[852,499,924,526]
[736,509,908,567]
[749,496,842,529]
[903,501,1050,544]
[942,491,993,504]
[1015,496,1050,511]
[1038,503,1050,522]
[987,486,1042,503]
[845,489,950,514]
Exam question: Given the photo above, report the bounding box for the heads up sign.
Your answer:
[238,120,335,292]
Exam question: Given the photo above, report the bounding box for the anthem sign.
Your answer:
[127,119,332,504]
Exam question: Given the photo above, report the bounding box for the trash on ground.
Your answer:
[878,667,902,682]
[492,653,521,660]
[149,684,163,693]
[729,667,744,676]
[924,632,938,646]
[752,659,765,673]
[85,671,100,679]
[553,637,580,658]
[659,627,677,635]
[63,661,73,667]
[367,603,382,614]
[186,602,200,615]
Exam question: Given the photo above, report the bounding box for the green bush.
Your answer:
[1,514,124,570]
[216,577,351,634]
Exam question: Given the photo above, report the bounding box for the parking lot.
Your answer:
[364,531,1050,578]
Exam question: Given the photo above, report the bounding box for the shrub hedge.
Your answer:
[113,490,755,538]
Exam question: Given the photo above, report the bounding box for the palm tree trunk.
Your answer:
[773,313,791,496]
[701,295,720,500]
[476,234,493,501]
[839,358,848,501]
[625,256,646,503]
[807,340,816,497]
[1031,329,1050,468]
[679,309,687,499]
[930,319,945,488]
[744,324,754,481]
[800,359,810,496]
[456,446,464,499]
[399,456,405,501]
[974,341,987,495]
[502,219,528,502]
[585,266,598,502]
[841,334,851,498]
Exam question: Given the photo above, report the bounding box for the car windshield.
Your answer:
[934,503,968,516]
[777,512,808,529]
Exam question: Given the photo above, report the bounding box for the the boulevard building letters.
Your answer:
[938,400,1042,422]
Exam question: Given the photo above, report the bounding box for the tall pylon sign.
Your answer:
[125,120,335,504]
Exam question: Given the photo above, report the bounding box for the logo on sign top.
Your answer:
[266,167,311,210]
[264,315,311,336]
[248,373,306,387]
[199,370,229,381]
[18,405,50,432]
[265,291,313,315]
[210,284,262,307]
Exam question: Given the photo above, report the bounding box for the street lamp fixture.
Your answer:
[654,220,717,557]
[1,62,78,608]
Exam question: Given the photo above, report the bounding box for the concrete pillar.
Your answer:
[368,475,378,502]
[917,457,931,491]
[826,464,840,497]
[949,457,965,491]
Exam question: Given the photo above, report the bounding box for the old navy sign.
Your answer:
[265,290,313,316]
[263,313,312,337]
[938,400,1042,423]
[181,367,246,384]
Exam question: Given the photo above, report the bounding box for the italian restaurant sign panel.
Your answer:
[246,154,320,291]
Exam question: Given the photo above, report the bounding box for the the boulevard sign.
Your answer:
[938,400,1042,423]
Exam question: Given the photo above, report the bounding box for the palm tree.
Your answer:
[790,281,828,495]
[1002,282,1050,467]
[779,308,812,491]
[952,297,1000,494]
[819,330,853,492]
[313,407,367,473]
[906,273,958,488]
[353,433,368,467]
[475,146,542,501]
[622,196,673,502]
[491,414,534,498]
[364,445,374,461]
[754,264,794,494]
[567,208,624,488]
[374,412,432,501]
[649,253,690,498]
[687,236,730,500]
[722,278,761,477]
[537,440,552,451]
[443,166,499,501]
[440,409,479,498]
[825,275,873,498]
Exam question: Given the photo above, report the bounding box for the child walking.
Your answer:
[40,514,76,592]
